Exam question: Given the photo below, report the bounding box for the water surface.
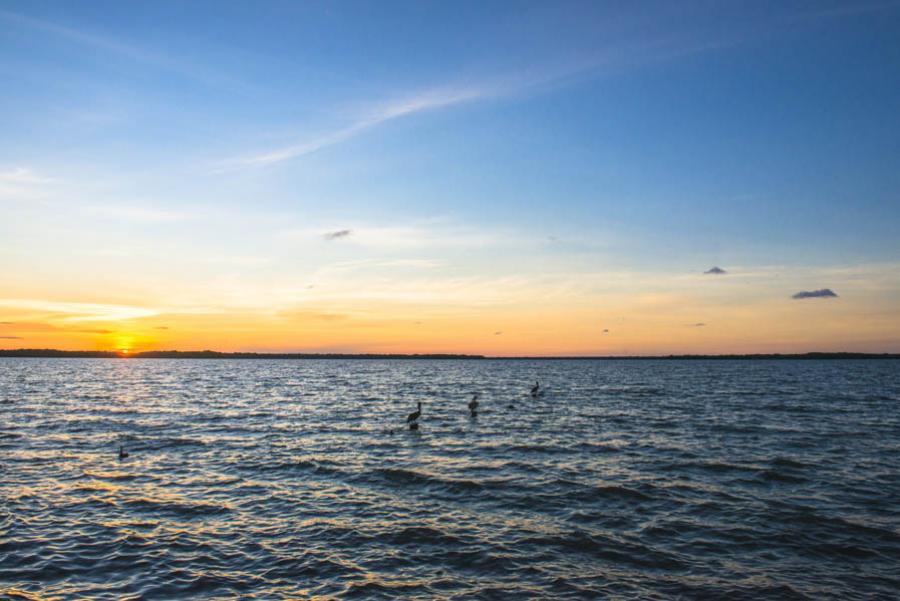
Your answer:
[1,358,899,599]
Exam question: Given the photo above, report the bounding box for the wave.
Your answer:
[381,525,464,548]
[366,467,489,495]
[123,497,230,518]
[518,530,685,569]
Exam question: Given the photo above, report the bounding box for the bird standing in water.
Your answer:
[118,445,129,459]
[407,402,422,430]
[468,393,479,418]
[530,381,540,398]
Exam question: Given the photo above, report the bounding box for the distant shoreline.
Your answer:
[0,349,898,360]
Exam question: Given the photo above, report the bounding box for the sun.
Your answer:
[113,335,136,356]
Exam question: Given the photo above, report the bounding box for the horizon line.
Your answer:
[1,349,899,360]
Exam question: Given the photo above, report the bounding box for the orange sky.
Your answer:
[3,262,898,355]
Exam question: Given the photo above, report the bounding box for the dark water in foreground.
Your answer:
[1,358,899,600]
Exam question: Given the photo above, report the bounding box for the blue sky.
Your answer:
[1,1,899,353]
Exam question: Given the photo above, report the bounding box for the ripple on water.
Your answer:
[1,357,899,599]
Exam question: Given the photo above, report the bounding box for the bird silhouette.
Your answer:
[407,402,422,430]
[118,445,129,459]
[468,393,479,417]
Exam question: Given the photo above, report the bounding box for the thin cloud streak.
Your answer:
[0,9,159,62]
[0,299,158,322]
[225,87,483,166]
[0,167,51,185]
[86,204,187,223]
[221,29,751,168]
[0,166,53,202]
[217,3,896,169]
[0,9,248,91]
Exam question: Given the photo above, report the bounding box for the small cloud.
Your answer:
[494,331,502,335]
[602,328,609,334]
[704,266,727,275]
[324,229,352,241]
[792,288,838,300]
[154,326,169,330]
[0,335,22,339]
[688,323,706,327]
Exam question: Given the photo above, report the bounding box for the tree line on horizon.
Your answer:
[0,349,898,360]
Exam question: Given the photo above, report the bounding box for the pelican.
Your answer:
[468,393,479,417]
[530,381,540,397]
[407,402,422,430]
[118,445,129,459]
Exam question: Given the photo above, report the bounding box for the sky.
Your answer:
[1,0,899,355]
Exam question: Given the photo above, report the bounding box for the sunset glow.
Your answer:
[1,3,898,355]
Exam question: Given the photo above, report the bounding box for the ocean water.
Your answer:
[1,358,898,600]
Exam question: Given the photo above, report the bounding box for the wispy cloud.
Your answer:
[0,9,142,58]
[704,266,727,275]
[220,27,751,169]
[0,167,51,185]
[212,2,900,170]
[688,322,706,327]
[86,204,187,222]
[0,9,248,91]
[278,309,348,322]
[792,289,838,300]
[320,258,444,273]
[1,321,115,335]
[223,87,484,166]
[0,335,23,339]
[0,299,158,321]
[0,166,53,202]
[219,7,840,169]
